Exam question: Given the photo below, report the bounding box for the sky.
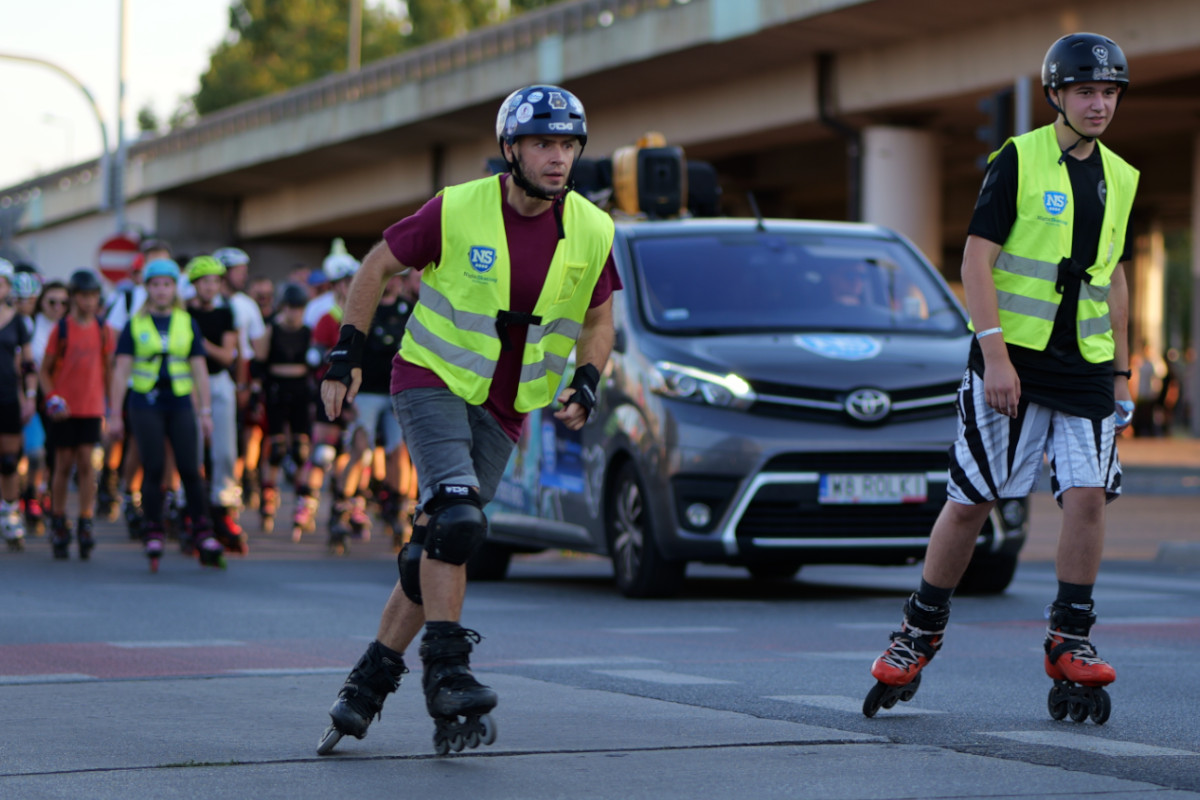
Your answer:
[0,0,234,189]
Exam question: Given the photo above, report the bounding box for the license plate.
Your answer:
[818,473,927,504]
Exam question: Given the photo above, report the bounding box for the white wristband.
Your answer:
[975,327,1003,340]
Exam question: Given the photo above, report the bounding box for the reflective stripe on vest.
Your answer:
[986,124,1138,362]
[130,308,195,396]
[399,175,615,412]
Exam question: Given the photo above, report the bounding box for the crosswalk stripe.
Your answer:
[982,731,1198,757]
[603,627,736,635]
[768,694,945,716]
[592,669,736,685]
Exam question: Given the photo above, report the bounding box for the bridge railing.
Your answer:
[131,0,681,161]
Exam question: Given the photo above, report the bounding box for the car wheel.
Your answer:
[956,550,1018,595]
[606,461,685,598]
[466,542,512,581]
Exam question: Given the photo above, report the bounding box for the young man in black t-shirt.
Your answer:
[865,33,1137,722]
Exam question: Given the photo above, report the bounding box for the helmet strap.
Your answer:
[1046,88,1095,165]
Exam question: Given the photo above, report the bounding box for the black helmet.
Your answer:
[280,282,308,309]
[68,268,102,294]
[1042,33,1129,92]
[496,85,587,150]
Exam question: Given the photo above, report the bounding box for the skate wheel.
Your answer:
[1090,688,1111,725]
[1047,683,1068,720]
[898,673,922,703]
[433,733,450,756]
[863,681,888,718]
[479,714,496,746]
[1068,699,1089,723]
[317,725,343,756]
[449,731,465,752]
[464,727,481,749]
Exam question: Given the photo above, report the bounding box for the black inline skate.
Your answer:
[327,500,352,556]
[212,507,248,555]
[863,594,949,717]
[76,517,95,560]
[317,640,408,755]
[420,623,498,755]
[144,523,165,573]
[49,515,71,560]
[192,519,227,569]
[123,491,144,540]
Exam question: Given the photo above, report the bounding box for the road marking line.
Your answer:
[511,656,663,666]
[592,669,736,685]
[604,627,736,635]
[982,731,1198,757]
[232,668,346,676]
[768,694,945,716]
[108,640,246,648]
[0,674,95,684]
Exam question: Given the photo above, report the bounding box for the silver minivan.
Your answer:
[475,218,1028,598]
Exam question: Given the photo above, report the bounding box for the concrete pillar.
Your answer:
[1190,135,1200,436]
[1131,219,1166,360]
[861,126,942,268]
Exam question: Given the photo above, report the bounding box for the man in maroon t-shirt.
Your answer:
[316,85,621,756]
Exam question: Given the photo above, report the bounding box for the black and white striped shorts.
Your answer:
[947,368,1121,507]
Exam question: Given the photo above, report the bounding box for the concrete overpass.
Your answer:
[5,0,1200,362]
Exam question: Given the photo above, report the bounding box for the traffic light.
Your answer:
[976,87,1014,170]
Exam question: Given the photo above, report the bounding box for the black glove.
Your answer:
[564,363,600,419]
[324,326,366,387]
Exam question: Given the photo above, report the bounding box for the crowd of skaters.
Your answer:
[0,235,420,568]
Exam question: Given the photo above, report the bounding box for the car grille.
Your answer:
[748,379,959,425]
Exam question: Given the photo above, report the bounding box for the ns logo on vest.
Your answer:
[1043,191,1068,216]
[469,246,496,273]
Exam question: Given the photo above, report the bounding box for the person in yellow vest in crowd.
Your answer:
[864,33,1138,723]
[107,258,222,572]
[315,84,621,756]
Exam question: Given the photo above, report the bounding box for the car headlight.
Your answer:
[651,361,756,409]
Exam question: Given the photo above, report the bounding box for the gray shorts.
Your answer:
[947,368,1122,507]
[390,387,515,509]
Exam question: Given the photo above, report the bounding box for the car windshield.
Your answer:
[631,231,968,336]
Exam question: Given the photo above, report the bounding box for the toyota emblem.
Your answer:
[845,388,891,422]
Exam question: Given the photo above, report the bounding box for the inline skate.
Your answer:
[291,489,318,542]
[327,499,352,556]
[1,500,25,552]
[863,594,949,717]
[49,514,71,560]
[22,490,45,537]
[1045,602,1114,724]
[192,519,227,569]
[76,517,95,560]
[144,523,165,573]
[123,491,144,540]
[212,507,248,555]
[259,484,278,534]
[348,494,371,541]
[317,640,408,755]
[420,623,498,755]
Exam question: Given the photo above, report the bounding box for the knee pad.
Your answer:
[0,454,18,476]
[267,441,288,467]
[396,524,426,605]
[311,443,336,471]
[423,485,487,566]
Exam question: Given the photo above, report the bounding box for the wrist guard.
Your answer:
[324,326,366,387]
[565,363,600,419]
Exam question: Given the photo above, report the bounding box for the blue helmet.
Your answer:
[495,85,587,150]
[143,258,181,282]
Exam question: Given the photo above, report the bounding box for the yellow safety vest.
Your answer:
[400,175,615,411]
[985,124,1138,362]
[130,308,195,396]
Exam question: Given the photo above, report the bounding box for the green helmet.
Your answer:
[187,254,226,281]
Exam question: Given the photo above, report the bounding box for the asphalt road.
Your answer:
[1,460,1198,800]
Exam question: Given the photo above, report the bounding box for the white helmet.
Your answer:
[213,246,250,268]
[0,257,13,281]
[322,238,359,282]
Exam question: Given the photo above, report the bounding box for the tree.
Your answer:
[136,104,160,135]
[193,0,566,116]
